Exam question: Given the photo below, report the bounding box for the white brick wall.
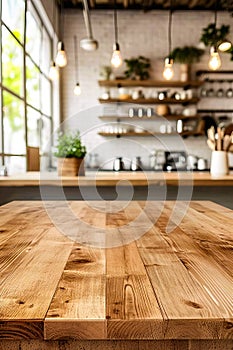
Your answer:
[61,9,233,169]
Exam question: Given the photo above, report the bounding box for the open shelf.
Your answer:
[98,98,199,105]
[99,115,201,121]
[98,131,205,137]
[98,80,203,88]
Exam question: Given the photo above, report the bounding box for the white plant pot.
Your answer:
[210,151,229,177]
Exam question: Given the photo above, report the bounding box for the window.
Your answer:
[0,0,54,174]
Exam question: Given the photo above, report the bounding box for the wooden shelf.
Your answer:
[98,98,199,104]
[98,131,204,137]
[98,79,203,88]
[99,115,201,121]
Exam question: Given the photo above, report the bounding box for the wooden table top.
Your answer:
[0,200,232,341]
[0,170,233,186]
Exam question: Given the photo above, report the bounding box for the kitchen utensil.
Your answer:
[187,155,198,170]
[226,80,233,98]
[130,157,142,171]
[217,127,222,151]
[225,123,233,135]
[207,139,215,151]
[137,108,144,118]
[197,158,208,170]
[176,119,183,133]
[207,128,215,143]
[210,151,229,176]
[113,157,124,171]
[164,151,187,171]
[128,108,134,117]
[206,79,215,97]
[200,79,208,97]
[156,104,170,116]
[216,80,224,97]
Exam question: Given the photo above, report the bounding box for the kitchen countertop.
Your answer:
[0,200,232,348]
[0,170,233,186]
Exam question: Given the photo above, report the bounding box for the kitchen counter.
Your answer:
[0,200,232,350]
[0,170,233,186]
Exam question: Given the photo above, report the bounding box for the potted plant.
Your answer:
[200,23,230,47]
[99,65,113,80]
[124,56,151,80]
[54,131,87,176]
[199,23,233,61]
[169,46,204,81]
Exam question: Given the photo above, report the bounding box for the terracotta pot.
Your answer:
[57,158,85,176]
[156,104,170,116]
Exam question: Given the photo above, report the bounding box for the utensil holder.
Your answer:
[210,151,229,177]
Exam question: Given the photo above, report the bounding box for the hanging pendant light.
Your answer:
[80,0,98,51]
[73,35,81,96]
[56,41,67,67]
[55,0,67,68]
[163,6,174,80]
[111,0,122,68]
[208,46,221,70]
[208,2,221,71]
[49,61,59,80]
[49,0,59,80]
[218,39,231,52]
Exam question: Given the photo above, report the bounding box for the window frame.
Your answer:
[0,0,54,171]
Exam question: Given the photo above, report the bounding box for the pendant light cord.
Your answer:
[59,0,64,41]
[168,0,173,56]
[74,35,79,82]
[114,0,118,44]
[214,0,218,45]
[52,0,56,56]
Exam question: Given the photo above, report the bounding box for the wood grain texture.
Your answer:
[45,242,106,339]
[1,340,232,350]
[0,200,232,345]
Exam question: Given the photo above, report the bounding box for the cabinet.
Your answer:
[98,79,204,138]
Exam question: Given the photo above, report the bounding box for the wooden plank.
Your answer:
[189,340,233,350]
[106,220,164,341]
[138,201,233,339]
[1,340,233,350]
[45,242,106,340]
[138,340,189,350]
[98,80,203,88]
[98,98,199,104]
[0,224,73,320]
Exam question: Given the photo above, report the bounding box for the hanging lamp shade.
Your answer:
[49,61,59,80]
[163,57,174,80]
[55,41,67,67]
[111,42,122,68]
[208,3,221,70]
[218,39,231,52]
[80,0,98,51]
[208,46,221,70]
[163,6,174,80]
[111,1,122,68]
[74,82,81,95]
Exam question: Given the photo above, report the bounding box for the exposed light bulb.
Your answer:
[208,47,221,71]
[55,41,67,67]
[163,57,174,80]
[218,40,232,52]
[74,83,81,96]
[49,61,59,81]
[111,43,122,68]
